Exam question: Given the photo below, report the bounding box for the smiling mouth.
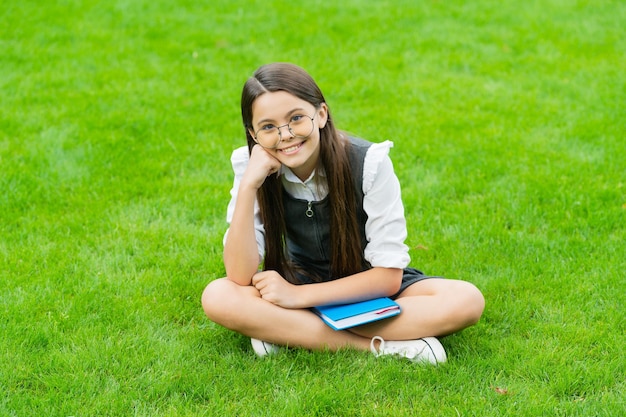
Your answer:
[279,141,304,154]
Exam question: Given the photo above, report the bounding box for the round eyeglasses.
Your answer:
[252,113,316,149]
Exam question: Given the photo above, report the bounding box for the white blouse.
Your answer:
[224,140,410,270]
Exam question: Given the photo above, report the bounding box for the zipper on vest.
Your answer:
[305,201,314,218]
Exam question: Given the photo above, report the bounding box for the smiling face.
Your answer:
[249,91,328,181]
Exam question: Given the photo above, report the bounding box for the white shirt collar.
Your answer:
[279,165,326,184]
[279,165,328,201]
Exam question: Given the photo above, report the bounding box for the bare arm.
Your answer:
[252,266,403,309]
[223,145,281,285]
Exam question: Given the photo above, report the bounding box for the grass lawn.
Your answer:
[1,0,625,415]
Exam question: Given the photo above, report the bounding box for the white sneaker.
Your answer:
[370,336,447,365]
[251,338,280,357]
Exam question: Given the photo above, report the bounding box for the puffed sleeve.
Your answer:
[223,146,266,261]
[362,141,410,268]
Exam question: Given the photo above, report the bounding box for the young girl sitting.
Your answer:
[202,62,485,364]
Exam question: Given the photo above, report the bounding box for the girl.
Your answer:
[202,63,485,364]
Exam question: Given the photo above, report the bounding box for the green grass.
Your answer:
[1,0,625,415]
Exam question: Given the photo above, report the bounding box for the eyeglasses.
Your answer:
[252,113,316,149]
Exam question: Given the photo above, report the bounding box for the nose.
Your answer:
[278,123,294,141]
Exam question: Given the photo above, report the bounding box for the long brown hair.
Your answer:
[241,63,364,283]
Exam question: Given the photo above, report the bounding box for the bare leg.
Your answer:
[201,278,372,351]
[349,278,485,340]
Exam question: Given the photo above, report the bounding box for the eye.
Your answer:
[291,115,304,122]
[259,123,276,131]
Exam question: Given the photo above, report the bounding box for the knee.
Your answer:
[458,281,485,326]
[201,278,234,322]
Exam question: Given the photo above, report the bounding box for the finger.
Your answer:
[255,146,281,167]
[266,159,280,175]
[251,272,264,287]
[253,279,266,291]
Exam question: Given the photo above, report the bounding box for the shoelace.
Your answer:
[371,336,426,359]
[370,336,384,355]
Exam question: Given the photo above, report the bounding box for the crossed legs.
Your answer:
[201,277,484,351]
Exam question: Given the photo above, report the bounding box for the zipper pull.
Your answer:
[305,201,314,218]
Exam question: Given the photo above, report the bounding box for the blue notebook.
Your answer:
[311,297,401,331]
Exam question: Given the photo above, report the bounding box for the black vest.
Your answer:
[282,137,372,283]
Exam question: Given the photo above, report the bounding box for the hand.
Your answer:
[241,145,281,190]
[252,270,302,309]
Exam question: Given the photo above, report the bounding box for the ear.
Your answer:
[247,127,256,139]
[317,103,329,129]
